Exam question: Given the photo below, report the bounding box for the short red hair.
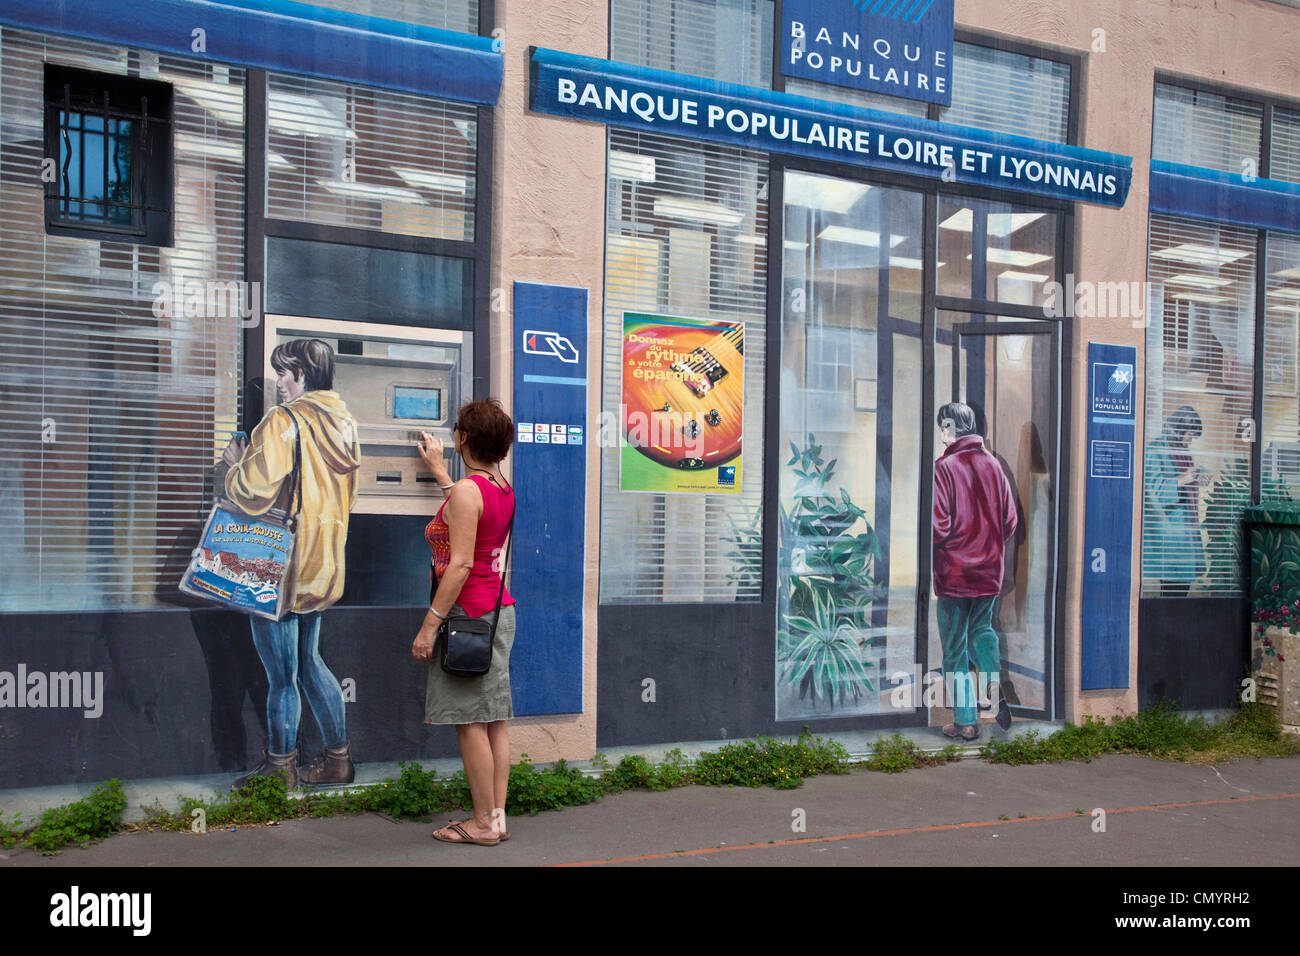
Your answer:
[455,398,513,464]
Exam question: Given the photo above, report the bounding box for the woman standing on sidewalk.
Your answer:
[411,399,516,846]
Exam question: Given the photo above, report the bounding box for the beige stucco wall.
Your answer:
[956,0,1300,720]
[489,0,608,762]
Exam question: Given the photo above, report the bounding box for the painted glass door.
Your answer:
[776,169,925,720]
[936,317,1059,722]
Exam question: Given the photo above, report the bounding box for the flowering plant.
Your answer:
[1251,584,1292,662]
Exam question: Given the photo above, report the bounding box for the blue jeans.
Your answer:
[249,612,347,754]
[936,595,1000,727]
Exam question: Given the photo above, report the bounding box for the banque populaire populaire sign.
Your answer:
[781,0,955,106]
[529,48,1132,209]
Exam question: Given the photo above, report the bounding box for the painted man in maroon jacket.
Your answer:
[933,402,1018,740]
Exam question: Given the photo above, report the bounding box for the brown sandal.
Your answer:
[432,821,501,846]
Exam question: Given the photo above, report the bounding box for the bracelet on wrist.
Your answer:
[429,606,446,620]
[439,482,454,491]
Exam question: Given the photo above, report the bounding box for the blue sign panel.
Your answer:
[510,282,586,715]
[1082,343,1137,690]
[0,0,504,106]
[781,0,954,106]
[529,47,1133,208]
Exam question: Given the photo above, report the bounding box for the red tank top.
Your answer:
[426,473,515,616]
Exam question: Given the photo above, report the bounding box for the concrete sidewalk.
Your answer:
[2,751,1296,868]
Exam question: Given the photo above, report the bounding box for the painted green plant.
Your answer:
[777,434,884,708]
[1248,503,1300,666]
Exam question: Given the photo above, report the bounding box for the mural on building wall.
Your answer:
[932,402,1018,740]
[620,312,744,494]
[215,339,361,790]
[776,434,884,713]
[1142,405,1209,599]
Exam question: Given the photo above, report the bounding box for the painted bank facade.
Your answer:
[1,0,1299,795]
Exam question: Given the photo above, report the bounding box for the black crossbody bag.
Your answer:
[435,506,515,677]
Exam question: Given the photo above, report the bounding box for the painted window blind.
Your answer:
[1152,83,1263,176]
[1142,214,1258,596]
[610,0,773,88]
[783,77,927,119]
[940,42,1071,144]
[266,73,477,243]
[1271,107,1300,185]
[599,129,768,604]
[306,0,478,34]
[1260,233,1300,501]
[0,29,244,611]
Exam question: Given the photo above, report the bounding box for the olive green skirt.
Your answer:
[424,603,516,725]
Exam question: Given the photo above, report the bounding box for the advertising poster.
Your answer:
[620,312,744,494]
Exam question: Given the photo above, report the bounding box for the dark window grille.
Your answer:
[43,65,173,245]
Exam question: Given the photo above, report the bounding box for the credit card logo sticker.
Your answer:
[523,329,580,364]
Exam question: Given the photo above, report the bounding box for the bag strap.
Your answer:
[488,498,516,639]
[281,406,304,517]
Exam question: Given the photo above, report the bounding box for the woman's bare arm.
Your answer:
[412,479,483,660]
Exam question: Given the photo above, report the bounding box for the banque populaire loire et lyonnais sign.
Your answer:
[781,0,955,106]
[529,48,1133,208]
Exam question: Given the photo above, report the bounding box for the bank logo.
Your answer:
[783,0,954,106]
[855,0,942,23]
[717,465,736,486]
[1092,361,1135,417]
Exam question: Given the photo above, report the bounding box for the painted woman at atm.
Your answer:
[221,338,361,790]
[1142,405,1208,598]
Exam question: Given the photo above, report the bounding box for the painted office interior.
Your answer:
[1,0,1299,795]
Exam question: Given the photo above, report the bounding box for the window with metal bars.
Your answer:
[43,64,172,245]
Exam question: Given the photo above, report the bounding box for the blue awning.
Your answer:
[0,0,503,106]
[1150,161,1300,235]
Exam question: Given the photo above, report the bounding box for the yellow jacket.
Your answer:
[224,391,361,613]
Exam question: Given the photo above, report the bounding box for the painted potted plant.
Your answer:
[776,435,884,710]
[1246,503,1300,729]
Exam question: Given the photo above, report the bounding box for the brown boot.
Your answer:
[299,742,355,786]
[232,749,299,792]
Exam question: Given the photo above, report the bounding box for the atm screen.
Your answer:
[392,385,442,421]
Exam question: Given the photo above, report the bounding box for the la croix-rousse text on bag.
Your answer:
[179,408,303,621]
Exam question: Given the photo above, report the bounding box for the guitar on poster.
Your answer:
[620,313,744,494]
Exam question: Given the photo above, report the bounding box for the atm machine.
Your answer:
[263,315,470,514]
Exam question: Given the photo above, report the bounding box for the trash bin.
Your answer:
[1245,503,1300,730]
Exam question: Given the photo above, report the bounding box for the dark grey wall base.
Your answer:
[596,603,919,747]
[1137,597,1249,711]
[0,607,462,790]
